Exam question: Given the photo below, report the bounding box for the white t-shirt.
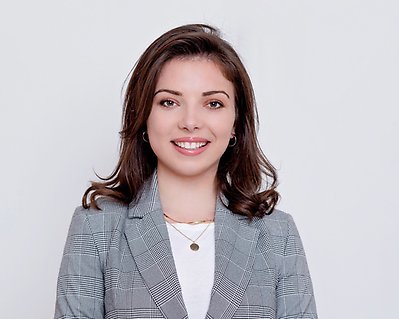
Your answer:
[166,222,215,319]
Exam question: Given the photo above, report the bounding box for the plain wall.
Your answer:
[1,0,398,317]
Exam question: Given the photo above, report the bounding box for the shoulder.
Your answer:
[64,199,130,264]
[251,209,296,236]
[69,198,129,235]
[249,209,304,256]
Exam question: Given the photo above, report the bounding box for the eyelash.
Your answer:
[158,99,224,109]
[207,100,224,109]
[160,99,177,108]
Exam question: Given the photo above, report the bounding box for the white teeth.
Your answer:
[174,141,207,150]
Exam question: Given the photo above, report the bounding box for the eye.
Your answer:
[207,100,224,109]
[160,99,177,108]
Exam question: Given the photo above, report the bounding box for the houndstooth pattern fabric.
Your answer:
[55,174,317,318]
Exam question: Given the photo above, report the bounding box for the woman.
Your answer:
[55,24,317,319]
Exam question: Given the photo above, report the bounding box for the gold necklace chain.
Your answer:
[165,219,212,251]
[163,212,214,225]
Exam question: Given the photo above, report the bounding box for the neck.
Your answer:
[157,168,218,223]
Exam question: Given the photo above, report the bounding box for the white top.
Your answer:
[166,222,215,319]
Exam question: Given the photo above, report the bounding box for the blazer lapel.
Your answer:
[124,174,188,319]
[207,198,260,319]
[123,173,259,319]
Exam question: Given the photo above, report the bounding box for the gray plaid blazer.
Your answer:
[55,174,317,318]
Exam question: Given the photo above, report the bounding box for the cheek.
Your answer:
[147,110,166,135]
[220,112,236,136]
[146,111,174,156]
[210,121,235,143]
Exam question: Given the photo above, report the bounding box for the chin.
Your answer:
[159,163,219,180]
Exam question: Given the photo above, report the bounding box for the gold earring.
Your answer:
[228,135,237,147]
[142,131,149,142]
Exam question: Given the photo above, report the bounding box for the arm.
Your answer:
[276,215,318,319]
[54,207,104,319]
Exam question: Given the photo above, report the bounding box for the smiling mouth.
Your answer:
[172,141,209,150]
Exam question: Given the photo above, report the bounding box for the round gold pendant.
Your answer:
[190,243,199,251]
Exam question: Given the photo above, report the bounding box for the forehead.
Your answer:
[155,57,234,92]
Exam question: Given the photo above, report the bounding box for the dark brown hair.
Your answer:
[83,24,279,218]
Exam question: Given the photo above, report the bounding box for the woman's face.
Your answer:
[147,57,236,180]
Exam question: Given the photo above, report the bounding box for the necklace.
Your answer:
[165,220,212,251]
[163,212,214,225]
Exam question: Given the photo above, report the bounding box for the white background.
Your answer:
[1,0,398,318]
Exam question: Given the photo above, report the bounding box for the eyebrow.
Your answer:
[154,89,182,96]
[154,89,230,99]
[202,90,230,99]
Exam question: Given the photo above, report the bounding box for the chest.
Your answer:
[102,231,278,318]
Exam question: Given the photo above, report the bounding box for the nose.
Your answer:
[178,104,201,132]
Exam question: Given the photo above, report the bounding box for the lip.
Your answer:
[171,137,210,156]
[172,137,210,143]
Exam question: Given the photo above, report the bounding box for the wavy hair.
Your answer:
[83,24,279,218]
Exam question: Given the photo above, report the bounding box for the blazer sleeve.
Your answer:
[276,214,318,319]
[54,207,105,319]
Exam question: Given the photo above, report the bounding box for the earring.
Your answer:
[228,135,237,147]
[142,131,149,143]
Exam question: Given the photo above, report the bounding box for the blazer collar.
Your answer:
[124,173,260,319]
[127,172,162,219]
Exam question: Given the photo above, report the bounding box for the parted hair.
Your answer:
[83,24,279,218]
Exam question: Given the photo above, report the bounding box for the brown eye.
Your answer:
[160,99,177,108]
[208,100,223,109]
